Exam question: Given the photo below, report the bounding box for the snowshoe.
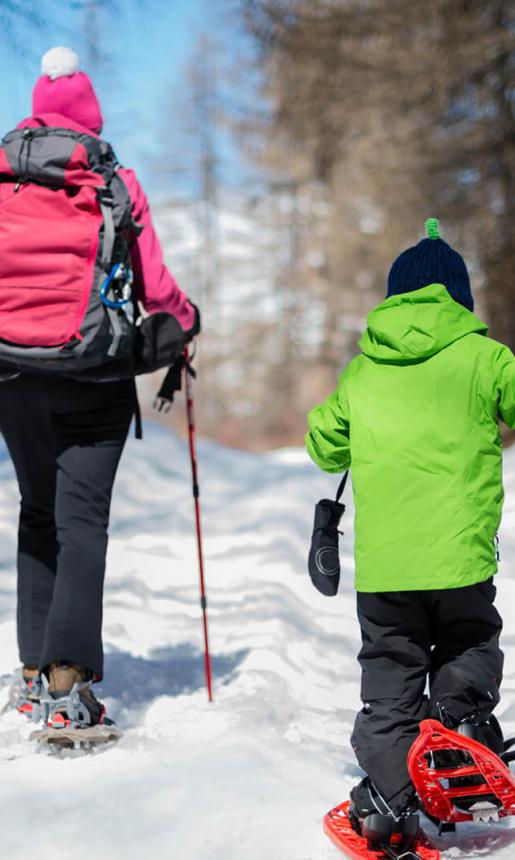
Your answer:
[408,719,515,826]
[2,666,41,717]
[30,663,122,749]
[324,800,440,860]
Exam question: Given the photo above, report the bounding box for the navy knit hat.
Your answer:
[387,219,473,311]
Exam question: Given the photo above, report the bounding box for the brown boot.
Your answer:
[47,662,104,727]
[22,664,39,685]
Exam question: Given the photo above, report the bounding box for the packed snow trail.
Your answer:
[0,424,515,859]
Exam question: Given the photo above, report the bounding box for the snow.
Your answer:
[0,424,515,859]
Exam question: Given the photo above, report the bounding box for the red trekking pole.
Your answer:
[183,347,213,702]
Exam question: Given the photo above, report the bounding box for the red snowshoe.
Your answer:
[324,717,515,859]
[324,800,440,860]
[408,718,515,826]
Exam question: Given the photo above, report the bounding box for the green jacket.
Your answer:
[306,283,515,592]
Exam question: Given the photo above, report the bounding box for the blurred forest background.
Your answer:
[1,0,514,449]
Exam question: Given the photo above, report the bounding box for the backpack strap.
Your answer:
[335,470,349,503]
[132,379,142,440]
[106,306,125,358]
[97,184,129,361]
[97,188,115,268]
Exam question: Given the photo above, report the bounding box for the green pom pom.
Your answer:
[425,218,440,240]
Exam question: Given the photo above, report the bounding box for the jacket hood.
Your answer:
[360,283,488,364]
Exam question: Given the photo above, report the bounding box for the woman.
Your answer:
[0,47,199,734]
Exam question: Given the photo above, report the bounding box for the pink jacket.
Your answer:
[16,113,196,333]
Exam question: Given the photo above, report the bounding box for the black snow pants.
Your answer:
[0,373,134,680]
[350,579,504,816]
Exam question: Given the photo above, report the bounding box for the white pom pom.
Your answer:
[41,47,80,80]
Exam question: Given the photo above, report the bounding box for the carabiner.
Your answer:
[100,263,132,309]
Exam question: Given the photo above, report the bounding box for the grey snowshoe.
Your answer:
[1,665,40,717]
[30,663,122,748]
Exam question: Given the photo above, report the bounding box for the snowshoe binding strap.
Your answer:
[361,811,419,851]
[37,677,103,730]
[5,667,41,717]
[323,801,440,860]
[408,719,515,824]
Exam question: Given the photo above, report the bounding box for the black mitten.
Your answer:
[308,472,348,596]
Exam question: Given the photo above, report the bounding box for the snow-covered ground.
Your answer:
[1,424,515,859]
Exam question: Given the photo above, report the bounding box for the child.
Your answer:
[306,219,513,838]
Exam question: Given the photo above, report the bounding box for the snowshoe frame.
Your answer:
[407,719,515,824]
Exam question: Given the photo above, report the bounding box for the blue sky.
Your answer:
[0,0,249,195]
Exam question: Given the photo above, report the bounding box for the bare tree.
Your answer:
[240,0,515,360]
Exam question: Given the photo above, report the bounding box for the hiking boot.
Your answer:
[22,665,38,684]
[349,778,419,849]
[437,706,505,756]
[458,713,504,756]
[432,714,505,816]
[45,662,105,729]
[451,715,503,815]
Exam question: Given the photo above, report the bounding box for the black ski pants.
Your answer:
[0,373,134,680]
[350,579,504,816]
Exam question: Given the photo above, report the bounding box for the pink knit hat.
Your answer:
[32,47,103,134]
